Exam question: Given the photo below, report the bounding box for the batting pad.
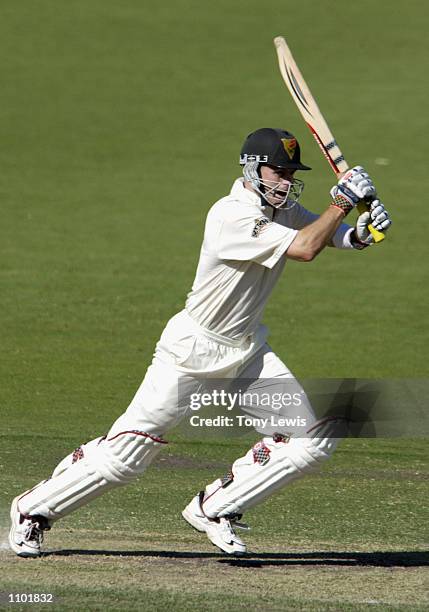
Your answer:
[18,431,167,521]
[202,418,344,518]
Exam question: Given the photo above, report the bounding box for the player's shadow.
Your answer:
[44,549,428,567]
[216,550,429,568]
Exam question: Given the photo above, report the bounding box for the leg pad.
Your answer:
[19,431,167,520]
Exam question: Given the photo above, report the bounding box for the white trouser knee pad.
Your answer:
[18,430,167,521]
[202,417,345,518]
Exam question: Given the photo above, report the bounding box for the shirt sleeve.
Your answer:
[216,213,298,269]
[286,202,319,229]
[331,225,354,249]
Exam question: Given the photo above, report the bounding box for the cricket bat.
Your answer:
[273,36,385,243]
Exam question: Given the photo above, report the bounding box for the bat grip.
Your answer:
[356,201,385,243]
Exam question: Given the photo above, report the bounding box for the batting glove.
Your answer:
[351,199,392,248]
[330,165,377,216]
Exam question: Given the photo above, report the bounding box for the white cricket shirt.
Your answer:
[185,178,351,341]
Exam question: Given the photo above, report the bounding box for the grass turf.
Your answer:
[1,0,428,610]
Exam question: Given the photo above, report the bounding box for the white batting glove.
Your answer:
[352,199,392,247]
[330,166,377,216]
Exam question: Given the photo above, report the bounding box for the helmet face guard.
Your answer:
[242,160,304,209]
[240,128,311,208]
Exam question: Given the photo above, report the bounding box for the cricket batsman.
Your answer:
[9,128,392,557]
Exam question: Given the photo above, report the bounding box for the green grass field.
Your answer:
[1,1,428,610]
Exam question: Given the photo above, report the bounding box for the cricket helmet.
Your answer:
[239,128,311,171]
[239,128,310,208]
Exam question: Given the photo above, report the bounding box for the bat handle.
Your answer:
[356,201,385,243]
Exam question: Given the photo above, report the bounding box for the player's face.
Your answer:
[259,165,296,206]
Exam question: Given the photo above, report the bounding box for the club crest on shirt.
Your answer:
[281,137,297,160]
[252,216,270,238]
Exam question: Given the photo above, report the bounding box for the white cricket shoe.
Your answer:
[9,495,51,557]
[182,492,248,556]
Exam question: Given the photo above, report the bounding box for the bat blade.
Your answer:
[273,36,385,243]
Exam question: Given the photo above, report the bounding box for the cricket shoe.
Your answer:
[182,492,248,556]
[9,495,51,557]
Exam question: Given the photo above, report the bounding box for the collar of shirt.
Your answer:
[230,178,276,221]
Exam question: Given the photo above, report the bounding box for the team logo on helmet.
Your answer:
[281,137,297,160]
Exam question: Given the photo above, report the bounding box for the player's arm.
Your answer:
[286,205,345,261]
[285,201,352,249]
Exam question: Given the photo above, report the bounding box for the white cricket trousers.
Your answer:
[108,309,314,435]
[18,310,337,522]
